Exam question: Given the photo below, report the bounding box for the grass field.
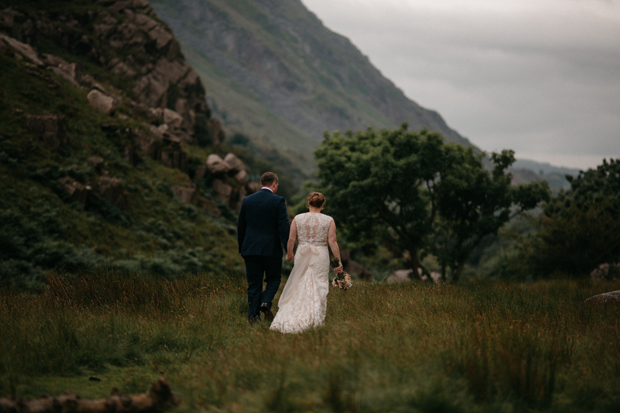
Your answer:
[1,272,619,412]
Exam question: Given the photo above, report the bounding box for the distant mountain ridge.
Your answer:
[149,0,575,191]
[149,0,474,158]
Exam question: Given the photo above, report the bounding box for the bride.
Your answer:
[270,192,343,334]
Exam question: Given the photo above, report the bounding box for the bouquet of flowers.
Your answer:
[330,257,353,290]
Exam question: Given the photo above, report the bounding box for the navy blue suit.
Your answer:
[237,188,290,321]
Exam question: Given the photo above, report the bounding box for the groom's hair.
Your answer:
[260,172,278,186]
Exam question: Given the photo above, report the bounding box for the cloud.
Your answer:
[301,0,620,169]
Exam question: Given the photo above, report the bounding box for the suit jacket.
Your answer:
[237,189,290,257]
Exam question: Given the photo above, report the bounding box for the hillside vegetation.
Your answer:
[0,0,307,286]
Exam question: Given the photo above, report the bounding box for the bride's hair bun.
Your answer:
[307,192,325,208]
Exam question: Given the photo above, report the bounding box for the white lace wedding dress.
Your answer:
[270,212,333,334]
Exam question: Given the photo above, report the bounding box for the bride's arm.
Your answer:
[285,218,297,262]
[327,220,344,273]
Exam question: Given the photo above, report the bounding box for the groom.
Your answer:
[237,172,290,323]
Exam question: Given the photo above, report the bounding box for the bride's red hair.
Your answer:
[307,192,325,208]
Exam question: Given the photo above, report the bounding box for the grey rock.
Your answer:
[87,89,117,115]
[234,169,248,185]
[110,59,137,77]
[209,118,225,146]
[48,66,79,86]
[584,290,620,305]
[163,108,183,129]
[212,179,232,203]
[421,271,443,284]
[387,269,412,283]
[233,186,247,212]
[206,154,230,175]
[224,153,246,174]
[58,177,91,206]
[0,33,43,66]
[590,263,620,281]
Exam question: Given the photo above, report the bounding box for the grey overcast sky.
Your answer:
[300,0,620,169]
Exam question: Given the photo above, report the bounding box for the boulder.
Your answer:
[590,263,620,281]
[98,176,128,209]
[224,153,246,174]
[234,169,248,185]
[206,154,230,175]
[584,290,620,305]
[26,114,69,151]
[172,185,195,204]
[421,271,443,284]
[212,179,232,203]
[233,186,247,212]
[87,89,117,115]
[163,108,183,129]
[58,177,91,206]
[108,57,137,78]
[209,118,225,146]
[0,33,44,66]
[41,53,69,67]
[387,269,413,283]
[48,64,79,87]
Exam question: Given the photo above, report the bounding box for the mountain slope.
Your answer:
[0,0,254,286]
[149,0,475,157]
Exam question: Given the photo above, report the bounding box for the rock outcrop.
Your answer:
[0,1,211,143]
[206,154,230,176]
[584,290,620,305]
[387,268,442,284]
[58,177,91,206]
[590,263,620,281]
[87,89,117,115]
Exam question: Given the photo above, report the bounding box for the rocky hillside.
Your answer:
[0,0,297,286]
[149,0,475,159]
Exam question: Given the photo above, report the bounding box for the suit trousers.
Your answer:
[243,255,282,321]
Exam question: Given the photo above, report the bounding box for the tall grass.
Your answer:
[1,275,619,412]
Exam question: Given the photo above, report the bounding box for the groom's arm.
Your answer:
[237,200,247,254]
[276,198,290,253]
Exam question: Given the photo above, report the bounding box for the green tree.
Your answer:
[523,158,620,277]
[314,124,550,282]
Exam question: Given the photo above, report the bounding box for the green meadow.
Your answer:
[1,272,619,412]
